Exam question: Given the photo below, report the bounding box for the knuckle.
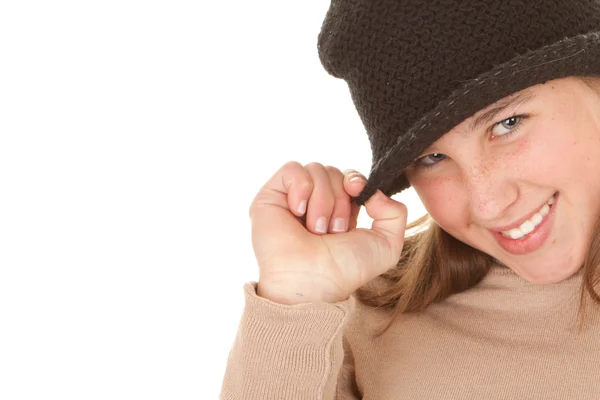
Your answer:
[325,166,347,190]
[304,161,323,170]
[248,197,259,220]
[297,179,314,192]
[335,191,350,201]
[283,160,302,170]
[397,201,408,214]
[325,165,342,175]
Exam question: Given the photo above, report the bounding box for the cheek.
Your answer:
[504,136,541,178]
[551,125,600,202]
[499,119,570,184]
[412,177,466,227]
[525,121,586,184]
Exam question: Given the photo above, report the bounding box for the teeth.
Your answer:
[519,221,535,235]
[500,195,555,240]
[530,213,543,225]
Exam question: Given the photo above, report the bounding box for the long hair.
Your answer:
[355,76,600,339]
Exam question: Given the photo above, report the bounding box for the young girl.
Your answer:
[221,0,600,398]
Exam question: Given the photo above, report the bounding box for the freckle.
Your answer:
[429,176,450,186]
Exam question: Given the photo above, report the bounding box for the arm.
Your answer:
[220,282,360,399]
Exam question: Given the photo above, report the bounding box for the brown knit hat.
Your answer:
[317,0,600,206]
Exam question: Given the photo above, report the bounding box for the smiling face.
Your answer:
[405,76,600,284]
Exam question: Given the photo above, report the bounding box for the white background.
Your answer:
[0,1,427,399]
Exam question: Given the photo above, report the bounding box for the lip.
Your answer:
[489,193,556,232]
[490,192,558,255]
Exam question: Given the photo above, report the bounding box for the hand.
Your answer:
[249,161,408,305]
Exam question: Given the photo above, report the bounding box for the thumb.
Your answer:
[364,189,408,263]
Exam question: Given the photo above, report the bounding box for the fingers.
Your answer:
[303,163,335,234]
[342,169,367,231]
[249,161,368,236]
[324,166,350,234]
[304,165,368,235]
[342,169,368,198]
[250,161,312,221]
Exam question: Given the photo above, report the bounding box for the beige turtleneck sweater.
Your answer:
[220,265,600,399]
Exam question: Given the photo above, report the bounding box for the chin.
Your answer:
[507,259,584,284]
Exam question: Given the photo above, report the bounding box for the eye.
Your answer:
[412,114,527,171]
[491,115,523,139]
[415,153,447,169]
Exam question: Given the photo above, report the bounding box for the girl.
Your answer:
[221,0,600,398]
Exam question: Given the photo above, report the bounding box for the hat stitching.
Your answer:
[382,32,600,159]
[508,48,586,77]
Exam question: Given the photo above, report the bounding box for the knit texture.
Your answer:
[316,0,600,205]
[220,265,600,399]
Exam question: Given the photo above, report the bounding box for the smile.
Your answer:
[500,194,556,240]
[490,192,559,255]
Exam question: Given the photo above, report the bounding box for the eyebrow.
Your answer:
[468,90,537,133]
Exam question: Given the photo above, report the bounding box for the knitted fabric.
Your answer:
[317,0,600,206]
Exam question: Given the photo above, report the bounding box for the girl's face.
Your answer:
[405,77,600,283]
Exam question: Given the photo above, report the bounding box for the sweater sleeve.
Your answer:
[219,281,360,400]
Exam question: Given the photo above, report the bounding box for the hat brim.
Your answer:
[352,31,600,206]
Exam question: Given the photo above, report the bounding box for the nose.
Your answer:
[461,160,518,223]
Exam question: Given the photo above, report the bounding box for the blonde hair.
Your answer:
[356,75,600,338]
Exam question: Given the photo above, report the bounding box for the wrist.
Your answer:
[256,281,324,305]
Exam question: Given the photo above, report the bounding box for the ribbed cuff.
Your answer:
[220,282,355,399]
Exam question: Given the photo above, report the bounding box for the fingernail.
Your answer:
[332,217,346,232]
[315,216,328,233]
[348,174,366,183]
[297,200,307,214]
